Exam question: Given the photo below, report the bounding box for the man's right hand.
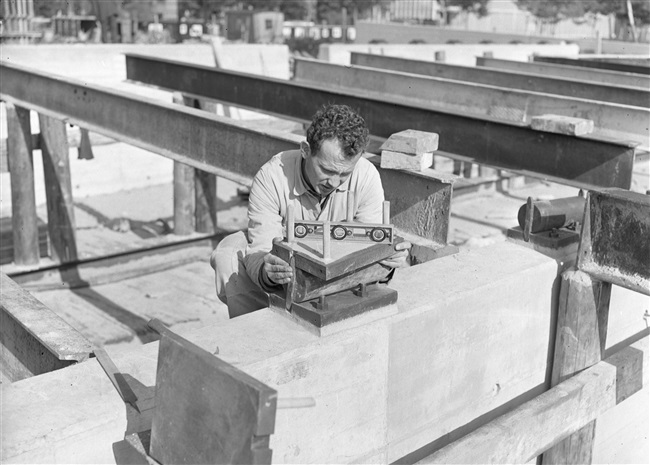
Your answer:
[262,253,293,286]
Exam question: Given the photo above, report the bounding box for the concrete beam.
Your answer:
[420,335,648,464]
[0,242,557,462]
[2,241,647,463]
[293,57,649,150]
[351,52,650,108]
[533,56,650,76]
[476,56,650,89]
[0,273,93,382]
[124,54,637,190]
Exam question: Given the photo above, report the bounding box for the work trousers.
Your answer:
[210,231,269,318]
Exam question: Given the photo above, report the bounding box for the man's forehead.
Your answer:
[315,139,359,165]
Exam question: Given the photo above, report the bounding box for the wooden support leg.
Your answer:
[7,104,39,265]
[541,267,611,464]
[195,170,217,234]
[173,161,195,235]
[452,160,462,176]
[39,114,78,263]
[77,128,94,160]
[171,92,218,235]
[462,162,473,178]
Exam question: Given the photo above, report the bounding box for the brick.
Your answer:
[530,115,594,136]
[380,130,439,155]
[380,150,434,171]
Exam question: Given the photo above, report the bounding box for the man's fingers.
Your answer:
[394,241,412,251]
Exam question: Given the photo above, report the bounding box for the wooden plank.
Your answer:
[418,335,648,464]
[8,236,224,292]
[148,320,277,465]
[6,103,39,265]
[0,273,93,382]
[38,113,78,263]
[94,348,139,406]
[541,267,612,464]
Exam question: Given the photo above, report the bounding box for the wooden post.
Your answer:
[6,103,39,265]
[172,93,195,235]
[39,113,78,263]
[195,170,217,234]
[541,267,611,464]
[171,93,218,235]
[173,161,195,235]
[77,128,94,160]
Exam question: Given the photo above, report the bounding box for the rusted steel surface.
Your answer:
[124,54,637,190]
[577,189,650,295]
[148,319,277,465]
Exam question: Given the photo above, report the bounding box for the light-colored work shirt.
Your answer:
[244,149,385,291]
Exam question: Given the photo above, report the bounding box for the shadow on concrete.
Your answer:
[61,266,160,344]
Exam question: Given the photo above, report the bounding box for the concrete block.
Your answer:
[380,150,434,171]
[531,114,595,136]
[380,129,439,155]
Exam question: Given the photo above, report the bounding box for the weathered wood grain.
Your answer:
[39,113,78,263]
[541,267,611,464]
[6,103,39,265]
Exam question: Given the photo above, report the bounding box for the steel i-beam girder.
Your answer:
[125,54,637,190]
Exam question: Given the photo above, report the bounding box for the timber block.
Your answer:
[269,288,398,337]
[381,150,434,171]
[380,129,439,155]
[531,114,594,136]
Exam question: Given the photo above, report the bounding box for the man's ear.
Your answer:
[300,140,310,160]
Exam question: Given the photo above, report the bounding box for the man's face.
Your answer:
[301,138,361,197]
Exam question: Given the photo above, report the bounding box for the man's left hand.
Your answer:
[380,241,412,269]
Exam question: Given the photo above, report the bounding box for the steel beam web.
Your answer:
[124,54,636,190]
[0,62,298,184]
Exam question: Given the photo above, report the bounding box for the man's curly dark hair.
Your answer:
[306,104,370,159]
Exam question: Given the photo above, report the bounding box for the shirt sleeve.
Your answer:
[243,163,285,292]
[353,160,385,225]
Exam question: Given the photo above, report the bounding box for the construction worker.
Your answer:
[211,104,411,318]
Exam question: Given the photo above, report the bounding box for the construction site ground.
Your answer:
[0,43,648,357]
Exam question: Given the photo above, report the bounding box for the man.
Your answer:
[211,104,410,318]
